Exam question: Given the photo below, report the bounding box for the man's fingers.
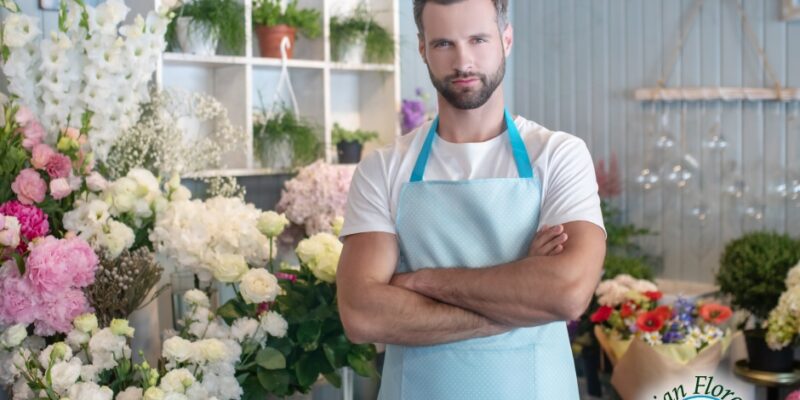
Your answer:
[537,233,568,255]
[532,224,564,249]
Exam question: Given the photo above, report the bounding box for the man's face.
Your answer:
[419,0,512,110]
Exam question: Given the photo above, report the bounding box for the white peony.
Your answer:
[160,368,195,394]
[183,289,210,308]
[239,268,280,304]
[257,211,289,238]
[0,324,27,348]
[116,387,143,400]
[50,358,82,395]
[260,311,288,338]
[162,336,194,363]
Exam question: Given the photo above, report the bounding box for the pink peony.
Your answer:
[45,154,72,179]
[49,178,72,200]
[34,288,91,336]
[0,201,50,252]
[31,143,55,170]
[21,121,45,150]
[11,169,46,205]
[0,263,39,326]
[26,236,98,293]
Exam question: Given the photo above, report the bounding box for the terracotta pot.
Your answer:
[255,24,296,58]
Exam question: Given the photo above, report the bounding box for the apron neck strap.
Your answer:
[409,109,533,182]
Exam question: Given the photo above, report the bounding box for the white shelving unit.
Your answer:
[138,0,401,173]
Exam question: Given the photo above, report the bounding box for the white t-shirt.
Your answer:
[340,116,605,239]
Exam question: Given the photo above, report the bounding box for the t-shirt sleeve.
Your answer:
[339,151,397,239]
[538,136,606,235]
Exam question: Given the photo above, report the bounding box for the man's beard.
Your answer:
[428,56,505,110]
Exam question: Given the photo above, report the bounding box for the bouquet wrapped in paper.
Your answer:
[591,274,737,399]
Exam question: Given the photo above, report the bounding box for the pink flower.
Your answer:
[34,288,91,336]
[786,390,800,400]
[63,127,80,140]
[14,106,35,126]
[0,201,50,252]
[11,169,46,205]
[0,263,39,326]
[21,121,45,150]
[86,172,108,192]
[26,236,98,293]
[49,178,72,200]
[31,144,55,170]
[45,154,72,179]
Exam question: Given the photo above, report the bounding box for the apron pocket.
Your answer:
[401,345,535,400]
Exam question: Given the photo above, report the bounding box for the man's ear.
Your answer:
[502,23,513,57]
[418,32,427,64]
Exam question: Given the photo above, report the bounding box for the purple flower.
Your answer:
[401,99,426,134]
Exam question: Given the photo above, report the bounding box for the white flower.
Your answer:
[87,172,109,192]
[89,328,129,369]
[38,342,72,367]
[260,311,288,338]
[50,358,82,395]
[81,364,101,382]
[296,233,342,283]
[212,253,249,283]
[162,336,194,363]
[116,387,143,400]
[67,382,114,400]
[193,339,227,363]
[230,318,261,343]
[641,331,663,346]
[74,313,99,334]
[786,262,800,289]
[101,219,135,258]
[13,377,35,399]
[66,329,91,349]
[160,368,195,393]
[331,216,344,236]
[257,211,289,238]
[631,279,658,293]
[0,215,21,248]
[110,319,135,337]
[183,289,210,308]
[2,14,40,48]
[239,268,280,305]
[143,387,166,400]
[164,393,189,400]
[0,324,27,349]
[613,274,637,288]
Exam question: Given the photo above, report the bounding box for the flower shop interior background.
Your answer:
[3,0,800,399]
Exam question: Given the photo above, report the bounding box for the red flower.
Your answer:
[699,303,732,325]
[636,310,666,332]
[620,302,634,318]
[644,291,663,301]
[654,305,672,320]
[590,306,613,323]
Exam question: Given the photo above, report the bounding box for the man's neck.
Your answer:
[435,90,507,143]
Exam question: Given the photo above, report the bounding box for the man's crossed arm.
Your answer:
[336,222,606,346]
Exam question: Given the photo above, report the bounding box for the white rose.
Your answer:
[295,237,325,265]
[50,359,82,395]
[257,211,289,238]
[162,336,193,363]
[311,250,339,283]
[116,387,143,400]
[331,216,344,236]
[194,339,227,363]
[159,368,195,394]
[73,313,99,334]
[211,254,248,283]
[260,311,288,338]
[183,289,210,308]
[0,324,27,348]
[239,268,280,304]
[143,387,165,400]
[86,172,109,192]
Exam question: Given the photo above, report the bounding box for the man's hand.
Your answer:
[528,224,568,257]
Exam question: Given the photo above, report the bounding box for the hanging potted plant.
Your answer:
[253,0,322,59]
[330,5,394,64]
[716,231,800,372]
[166,0,246,56]
[332,124,378,164]
[254,108,322,171]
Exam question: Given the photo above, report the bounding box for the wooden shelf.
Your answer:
[163,52,248,67]
[250,57,326,70]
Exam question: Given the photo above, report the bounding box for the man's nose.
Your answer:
[452,44,475,74]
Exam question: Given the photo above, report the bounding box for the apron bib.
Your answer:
[378,110,579,400]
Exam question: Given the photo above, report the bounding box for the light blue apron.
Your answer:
[379,110,579,400]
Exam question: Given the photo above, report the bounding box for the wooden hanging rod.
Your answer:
[634,87,800,102]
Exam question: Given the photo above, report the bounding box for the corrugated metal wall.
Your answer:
[513,0,800,283]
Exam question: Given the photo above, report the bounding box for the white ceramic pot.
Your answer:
[176,16,219,56]
[335,36,366,64]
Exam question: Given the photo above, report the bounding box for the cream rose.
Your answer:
[257,211,289,238]
[239,268,280,304]
[211,254,248,283]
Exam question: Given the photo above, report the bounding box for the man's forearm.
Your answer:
[340,282,508,346]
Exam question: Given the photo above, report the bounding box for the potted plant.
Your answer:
[254,108,322,171]
[166,0,246,56]
[332,123,378,164]
[253,0,322,59]
[716,231,800,372]
[330,5,394,64]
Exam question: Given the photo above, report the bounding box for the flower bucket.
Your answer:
[256,24,296,58]
[744,329,795,372]
[333,36,366,64]
[176,16,219,56]
[336,140,362,164]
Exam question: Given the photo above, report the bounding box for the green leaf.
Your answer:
[347,353,378,378]
[297,320,321,351]
[12,252,25,275]
[256,368,290,394]
[322,335,350,368]
[241,375,268,400]
[216,300,243,324]
[322,370,342,388]
[294,353,322,388]
[255,347,286,370]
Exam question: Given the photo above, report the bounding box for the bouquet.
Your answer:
[765,261,800,350]
[591,275,736,399]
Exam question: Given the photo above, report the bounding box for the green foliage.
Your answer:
[716,231,800,323]
[166,0,246,54]
[0,103,26,204]
[330,5,394,63]
[332,123,378,145]
[253,108,322,170]
[252,0,321,39]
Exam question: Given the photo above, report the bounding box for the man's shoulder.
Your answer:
[516,116,588,157]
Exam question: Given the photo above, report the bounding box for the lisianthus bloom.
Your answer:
[699,303,732,325]
[644,291,663,301]
[590,305,613,323]
[636,310,666,332]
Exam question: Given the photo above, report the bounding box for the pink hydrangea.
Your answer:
[34,288,91,336]
[26,236,98,293]
[0,200,50,252]
[45,154,72,179]
[31,144,55,170]
[11,168,47,205]
[0,263,39,326]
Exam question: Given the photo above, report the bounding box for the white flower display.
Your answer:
[296,233,343,283]
[595,274,658,307]
[260,311,288,339]
[1,0,169,160]
[239,268,280,305]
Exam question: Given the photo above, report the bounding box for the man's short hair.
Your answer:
[413,0,509,34]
